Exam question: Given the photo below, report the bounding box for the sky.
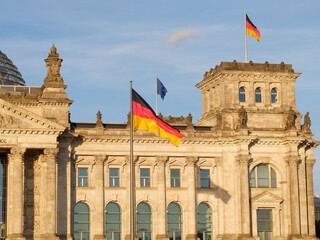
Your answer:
[0,0,319,193]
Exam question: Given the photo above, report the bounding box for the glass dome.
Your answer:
[0,50,25,86]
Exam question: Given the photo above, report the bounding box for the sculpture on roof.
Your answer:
[302,112,311,132]
[285,107,297,130]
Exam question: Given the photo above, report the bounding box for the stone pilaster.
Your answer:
[306,158,316,236]
[93,155,106,240]
[6,147,26,240]
[185,156,198,240]
[286,157,301,237]
[155,156,168,240]
[236,155,251,239]
[41,148,59,240]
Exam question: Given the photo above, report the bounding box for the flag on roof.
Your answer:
[157,78,167,100]
[246,14,261,42]
[132,89,183,147]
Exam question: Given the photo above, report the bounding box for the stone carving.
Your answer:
[95,110,104,128]
[285,107,297,130]
[301,112,311,132]
[43,44,65,87]
[238,106,248,128]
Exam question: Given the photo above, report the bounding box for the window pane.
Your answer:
[249,170,256,188]
[197,203,212,240]
[73,202,90,240]
[200,169,210,188]
[271,88,277,103]
[106,202,121,240]
[137,203,152,239]
[271,168,277,188]
[170,169,180,187]
[255,88,262,103]
[140,169,150,187]
[257,165,268,188]
[167,203,182,239]
[239,87,246,102]
[78,168,88,187]
[109,168,120,187]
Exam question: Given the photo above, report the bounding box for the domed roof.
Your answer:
[0,50,25,86]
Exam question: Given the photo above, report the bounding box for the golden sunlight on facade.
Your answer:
[0,46,317,240]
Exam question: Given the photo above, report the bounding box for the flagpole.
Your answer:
[129,81,136,240]
[244,10,248,62]
[156,77,158,115]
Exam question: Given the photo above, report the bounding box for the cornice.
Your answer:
[0,129,62,135]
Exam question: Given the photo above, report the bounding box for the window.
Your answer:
[200,169,210,188]
[257,209,272,240]
[167,202,182,240]
[170,169,180,188]
[197,203,212,240]
[73,202,90,240]
[255,88,262,103]
[109,168,120,187]
[239,87,246,103]
[140,168,150,187]
[78,168,88,187]
[271,88,277,103]
[137,202,152,240]
[106,202,121,240]
[250,164,277,188]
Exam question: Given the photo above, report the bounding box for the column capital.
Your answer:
[43,148,59,157]
[285,156,299,167]
[155,156,168,166]
[8,147,26,163]
[185,156,198,166]
[306,158,316,168]
[9,147,26,156]
[94,155,106,165]
[235,154,250,166]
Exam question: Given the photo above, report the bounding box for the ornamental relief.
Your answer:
[0,114,19,128]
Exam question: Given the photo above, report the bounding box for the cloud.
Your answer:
[167,28,201,45]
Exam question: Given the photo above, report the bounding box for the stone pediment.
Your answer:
[251,191,284,205]
[0,98,65,133]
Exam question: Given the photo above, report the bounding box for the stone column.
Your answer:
[42,148,59,239]
[93,155,106,240]
[155,156,168,240]
[306,158,316,236]
[185,156,198,240]
[236,155,251,239]
[6,147,26,240]
[286,157,300,237]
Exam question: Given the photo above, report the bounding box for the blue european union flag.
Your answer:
[157,78,167,100]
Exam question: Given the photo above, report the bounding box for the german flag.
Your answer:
[132,89,183,147]
[246,14,261,42]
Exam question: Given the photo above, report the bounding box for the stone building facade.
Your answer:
[0,46,317,240]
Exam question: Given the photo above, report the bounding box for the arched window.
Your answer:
[271,88,277,103]
[255,88,262,103]
[167,202,182,240]
[106,202,121,240]
[250,164,277,188]
[197,203,212,240]
[239,87,246,103]
[137,202,152,240]
[73,202,90,240]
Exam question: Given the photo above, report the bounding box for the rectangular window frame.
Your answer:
[109,167,120,187]
[77,167,89,187]
[170,169,181,188]
[140,168,150,188]
[199,169,210,188]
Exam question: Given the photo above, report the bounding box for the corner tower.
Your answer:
[196,60,301,131]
